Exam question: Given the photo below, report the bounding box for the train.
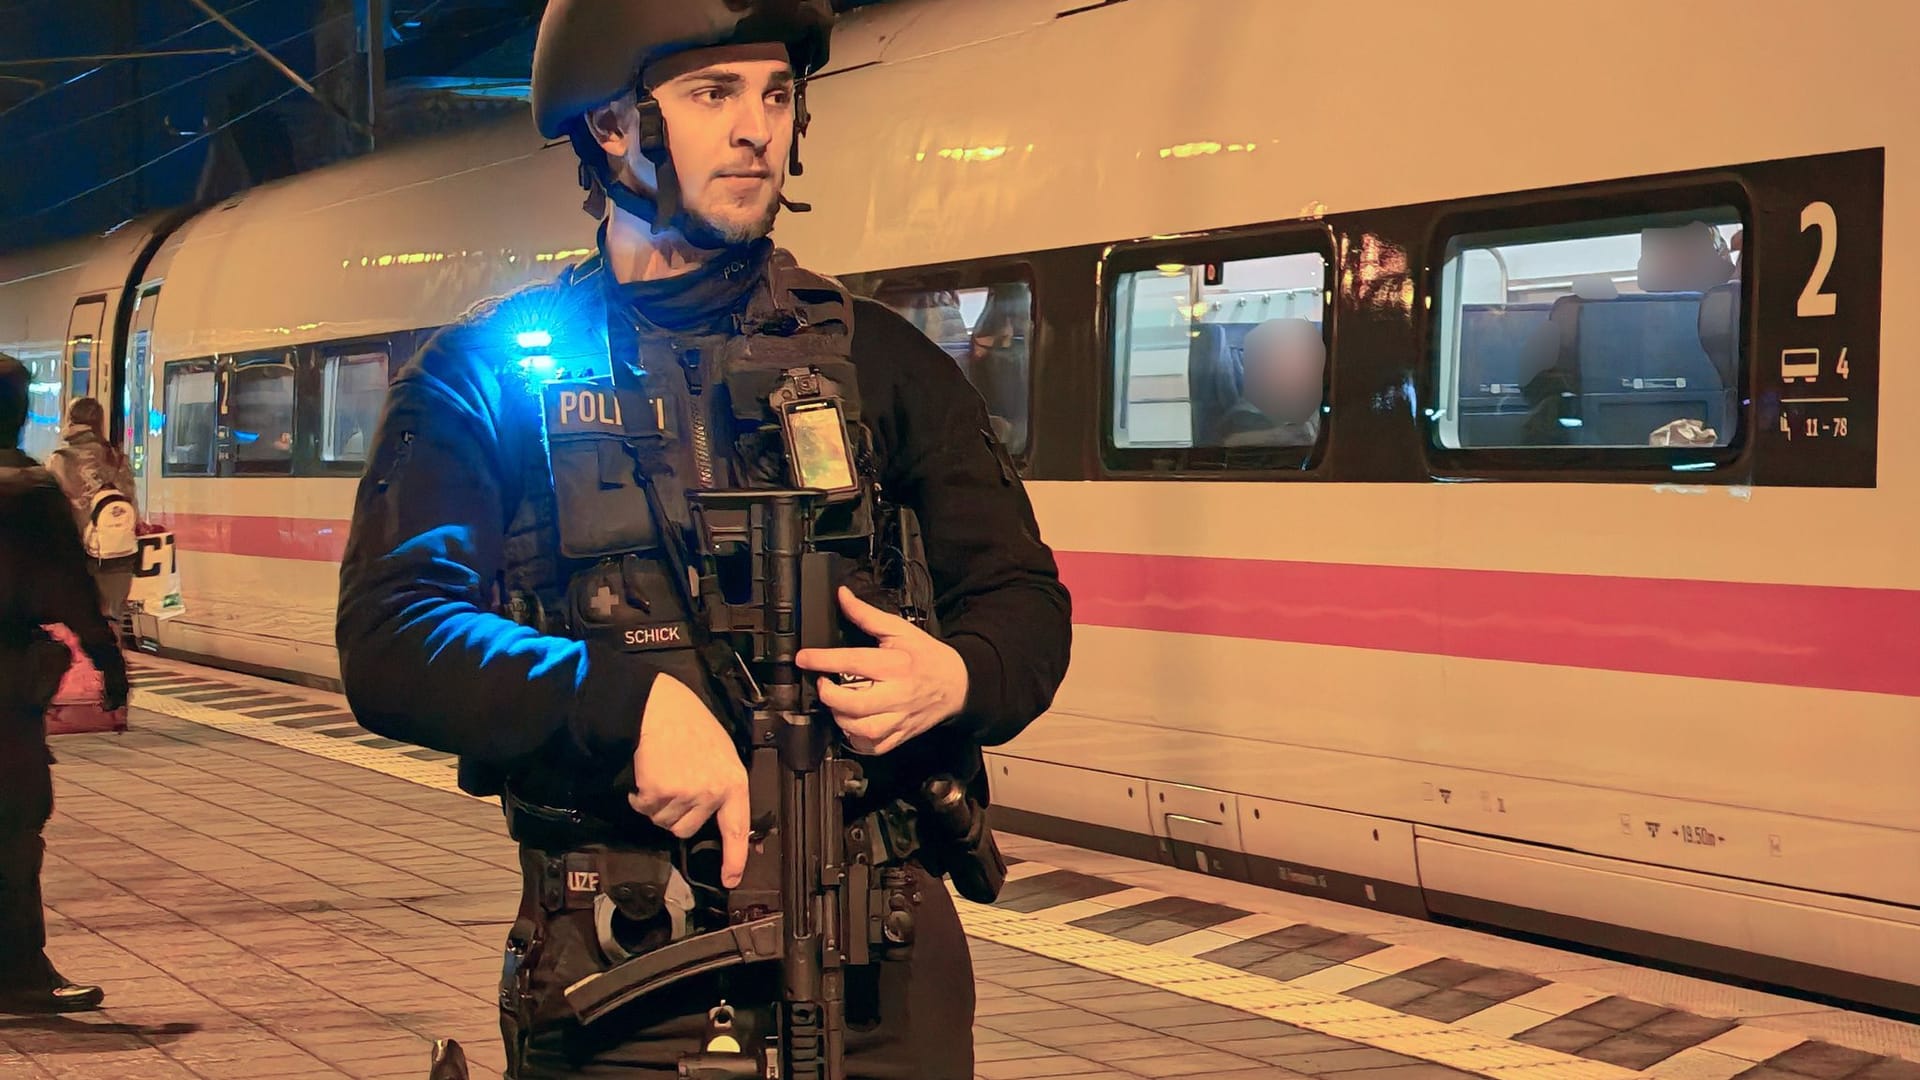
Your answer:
[3,0,1915,1013]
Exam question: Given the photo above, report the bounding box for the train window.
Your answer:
[124,329,152,477]
[872,276,1033,456]
[1432,208,1743,454]
[161,360,217,476]
[1109,250,1329,461]
[122,283,162,477]
[320,350,387,466]
[227,354,296,474]
[67,336,93,399]
[64,298,104,404]
[21,356,63,460]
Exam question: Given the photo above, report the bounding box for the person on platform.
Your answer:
[47,396,141,632]
[0,355,128,1015]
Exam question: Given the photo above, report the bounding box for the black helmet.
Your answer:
[531,0,835,141]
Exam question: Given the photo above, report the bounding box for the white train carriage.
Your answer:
[2,0,1913,1012]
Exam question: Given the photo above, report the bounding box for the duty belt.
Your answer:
[500,783,646,851]
[502,784,924,877]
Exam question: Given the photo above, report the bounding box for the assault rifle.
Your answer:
[561,488,910,1080]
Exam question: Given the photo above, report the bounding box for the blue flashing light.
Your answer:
[519,354,557,373]
[516,330,553,350]
[1557,417,1584,428]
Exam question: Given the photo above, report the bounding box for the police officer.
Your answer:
[335,2,1071,1076]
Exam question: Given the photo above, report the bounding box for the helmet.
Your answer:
[531,0,835,141]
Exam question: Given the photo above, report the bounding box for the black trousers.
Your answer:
[503,859,975,1079]
[0,715,56,993]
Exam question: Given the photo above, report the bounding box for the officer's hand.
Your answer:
[794,587,969,756]
[630,674,751,888]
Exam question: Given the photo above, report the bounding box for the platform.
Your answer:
[1,656,1914,1080]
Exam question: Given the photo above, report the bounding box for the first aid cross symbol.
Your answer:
[589,584,618,620]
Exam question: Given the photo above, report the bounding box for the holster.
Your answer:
[913,777,1007,906]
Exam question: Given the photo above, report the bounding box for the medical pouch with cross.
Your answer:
[542,379,696,658]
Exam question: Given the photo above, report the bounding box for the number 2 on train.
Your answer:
[1797,200,1838,318]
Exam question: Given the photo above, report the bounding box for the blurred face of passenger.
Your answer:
[1242,319,1324,424]
[589,44,796,246]
[1638,222,1731,293]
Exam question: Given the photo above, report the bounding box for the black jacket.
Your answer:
[336,259,1072,795]
[0,449,128,712]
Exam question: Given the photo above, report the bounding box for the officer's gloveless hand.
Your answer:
[630,673,753,888]
[796,587,970,757]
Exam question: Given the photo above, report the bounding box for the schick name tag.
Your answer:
[544,381,661,437]
[620,623,690,650]
[587,620,694,653]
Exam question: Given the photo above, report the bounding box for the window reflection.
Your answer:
[1435,209,1742,450]
[321,351,388,465]
[163,362,216,475]
[875,279,1033,455]
[231,358,295,470]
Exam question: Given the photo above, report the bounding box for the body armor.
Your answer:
[445,250,1004,1079]
[464,246,944,872]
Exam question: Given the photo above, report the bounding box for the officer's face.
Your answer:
[593,44,796,246]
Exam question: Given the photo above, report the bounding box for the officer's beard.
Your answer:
[676,192,781,251]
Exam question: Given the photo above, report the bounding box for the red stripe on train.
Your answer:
[151,512,351,564]
[151,512,1920,698]
[1056,550,1920,699]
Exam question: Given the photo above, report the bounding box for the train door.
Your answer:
[63,296,108,422]
[120,282,162,503]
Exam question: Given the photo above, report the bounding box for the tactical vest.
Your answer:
[480,248,935,832]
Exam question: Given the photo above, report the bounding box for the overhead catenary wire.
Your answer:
[13,10,353,151]
[0,47,251,67]
[182,0,369,136]
[4,49,360,226]
[0,0,274,122]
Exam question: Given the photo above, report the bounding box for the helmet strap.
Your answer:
[573,82,816,225]
[631,95,684,232]
[782,81,812,213]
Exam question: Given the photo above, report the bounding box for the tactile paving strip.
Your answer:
[130,684,488,802]
[956,899,1641,1080]
[124,659,1920,1080]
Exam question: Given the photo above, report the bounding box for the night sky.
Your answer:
[0,0,895,254]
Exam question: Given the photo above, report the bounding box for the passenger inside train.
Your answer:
[1220,317,1325,448]
[1111,251,1328,450]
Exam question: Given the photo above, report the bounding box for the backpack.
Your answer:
[83,486,139,560]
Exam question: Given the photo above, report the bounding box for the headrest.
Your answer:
[1571,274,1618,300]
[1696,281,1739,385]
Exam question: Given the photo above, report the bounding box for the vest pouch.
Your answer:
[565,556,733,734]
[543,380,667,560]
[567,555,695,658]
[720,353,865,426]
